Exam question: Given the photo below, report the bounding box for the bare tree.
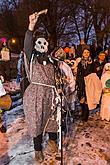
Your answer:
[89,0,110,46]
[1,0,110,50]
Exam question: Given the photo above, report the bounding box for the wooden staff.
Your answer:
[35,9,48,17]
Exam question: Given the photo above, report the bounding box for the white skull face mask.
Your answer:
[34,38,49,53]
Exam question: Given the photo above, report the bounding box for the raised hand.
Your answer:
[28,9,48,31]
[28,12,39,31]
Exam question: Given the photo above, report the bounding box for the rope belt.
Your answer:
[31,81,55,89]
[31,81,60,136]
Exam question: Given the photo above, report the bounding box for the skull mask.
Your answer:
[34,38,49,53]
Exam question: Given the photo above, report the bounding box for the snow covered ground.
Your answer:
[63,111,110,165]
[0,82,61,165]
[1,80,110,165]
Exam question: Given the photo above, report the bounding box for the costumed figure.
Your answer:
[54,47,76,110]
[100,63,110,121]
[53,48,76,135]
[58,61,76,112]
[76,48,102,122]
[23,10,60,163]
[65,57,81,76]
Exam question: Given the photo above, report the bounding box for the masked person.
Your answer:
[23,12,58,163]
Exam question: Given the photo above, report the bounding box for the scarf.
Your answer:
[81,56,92,69]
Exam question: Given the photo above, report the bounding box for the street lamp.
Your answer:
[11,38,16,44]
[8,38,19,53]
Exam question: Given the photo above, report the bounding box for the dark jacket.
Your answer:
[94,60,106,79]
[76,60,95,101]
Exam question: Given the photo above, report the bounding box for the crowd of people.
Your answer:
[20,11,110,163]
[60,43,110,122]
[0,10,110,164]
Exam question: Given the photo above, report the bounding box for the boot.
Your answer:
[81,103,89,122]
[35,151,44,163]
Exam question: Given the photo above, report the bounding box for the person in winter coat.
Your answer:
[76,48,102,122]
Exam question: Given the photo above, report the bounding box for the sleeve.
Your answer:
[65,62,75,92]
[76,62,86,100]
[24,30,34,62]
[92,61,97,73]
